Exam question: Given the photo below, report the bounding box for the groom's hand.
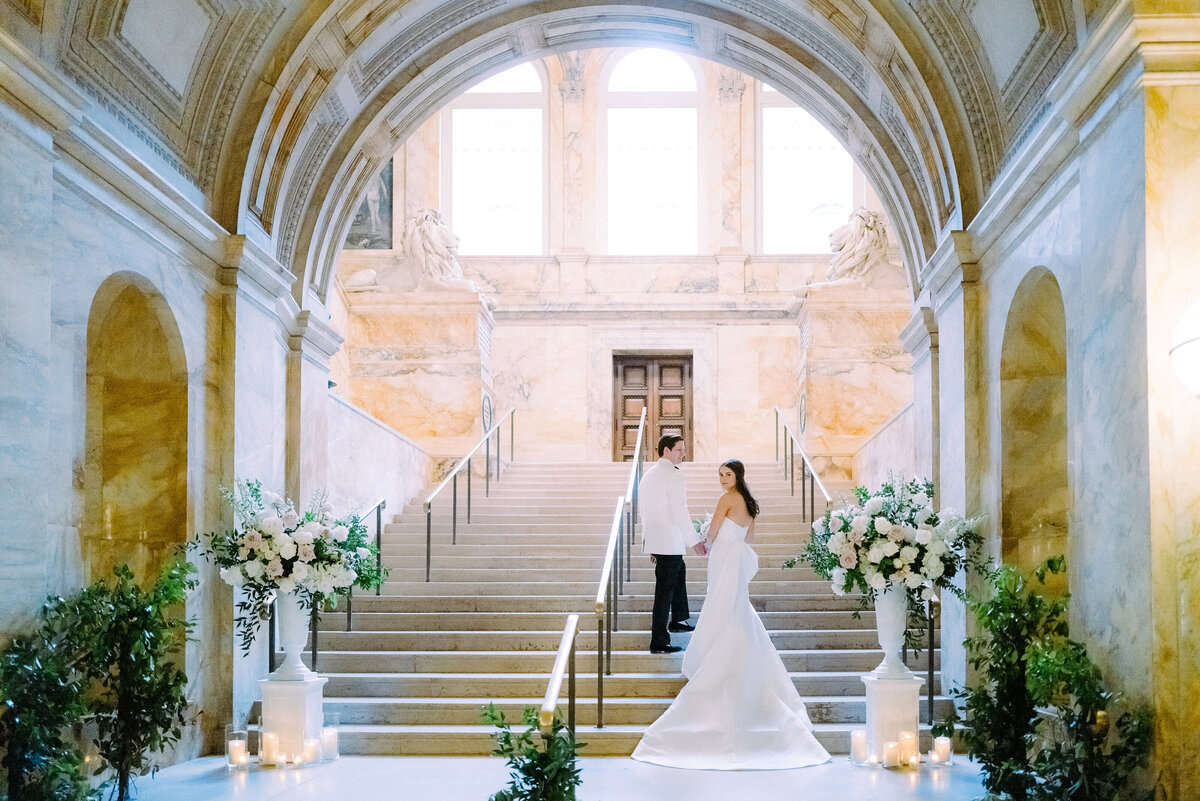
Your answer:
[691,542,707,556]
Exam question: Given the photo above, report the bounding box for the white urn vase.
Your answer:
[872,584,914,679]
[271,591,316,681]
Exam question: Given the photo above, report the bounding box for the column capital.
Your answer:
[900,306,938,357]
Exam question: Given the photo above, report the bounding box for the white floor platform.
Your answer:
[134,756,985,801]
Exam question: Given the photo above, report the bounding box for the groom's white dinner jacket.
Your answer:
[638,458,703,555]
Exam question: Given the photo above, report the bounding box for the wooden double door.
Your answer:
[613,355,693,462]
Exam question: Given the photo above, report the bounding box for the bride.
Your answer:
[631,459,831,770]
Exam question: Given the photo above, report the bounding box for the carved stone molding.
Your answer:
[558,51,585,103]
[717,66,746,103]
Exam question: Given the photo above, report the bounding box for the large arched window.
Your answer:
[443,61,546,255]
[758,83,853,254]
[602,49,699,255]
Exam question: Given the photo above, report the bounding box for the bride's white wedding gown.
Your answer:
[631,518,831,770]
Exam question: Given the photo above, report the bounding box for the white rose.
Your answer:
[850,515,870,536]
[290,561,310,581]
[924,558,945,579]
[220,566,243,586]
[905,572,925,589]
[292,528,314,546]
[915,528,933,546]
[813,518,828,536]
[899,545,919,564]
[357,547,371,560]
[881,541,900,557]
[282,510,300,528]
[874,517,893,535]
[868,571,887,590]
[276,537,297,561]
[865,496,885,516]
[260,516,285,537]
[867,545,886,564]
[276,577,296,595]
[244,560,264,579]
[331,525,349,543]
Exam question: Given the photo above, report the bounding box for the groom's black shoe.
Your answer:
[668,621,694,632]
[650,645,683,654]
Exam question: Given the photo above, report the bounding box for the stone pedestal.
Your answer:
[344,290,495,456]
[861,674,924,761]
[259,675,328,759]
[795,271,912,480]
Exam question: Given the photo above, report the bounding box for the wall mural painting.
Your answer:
[344,160,393,249]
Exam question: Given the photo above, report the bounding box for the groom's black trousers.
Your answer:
[650,554,690,649]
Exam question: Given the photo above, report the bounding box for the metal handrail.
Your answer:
[539,614,580,737]
[622,408,648,584]
[773,407,832,521]
[344,498,387,632]
[421,408,515,581]
[593,496,625,728]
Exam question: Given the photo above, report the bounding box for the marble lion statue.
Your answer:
[826,207,889,281]
[785,208,892,313]
[403,209,474,291]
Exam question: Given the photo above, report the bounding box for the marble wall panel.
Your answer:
[717,327,801,464]
[743,259,821,294]
[492,324,591,461]
[852,404,916,490]
[326,392,433,516]
[0,108,54,636]
[584,260,720,295]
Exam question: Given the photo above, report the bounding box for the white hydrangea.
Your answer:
[868,571,887,590]
[850,515,870,536]
[331,525,349,543]
[874,517,893,535]
[904,571,925,589]
[220,566,243,586]
[276,577,296,595]
[244,560,265,579]
[914,528,933,546]
[867,544,886,564]
[899,545,919,564]
[864,496,885,516]
[276,536,297,561]
[290,561,310,581]
[831,567,847,595]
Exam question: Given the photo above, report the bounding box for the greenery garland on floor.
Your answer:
[956,556,1154,801]
[482,704,583,801]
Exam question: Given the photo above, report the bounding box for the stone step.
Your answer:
[317,609,877,631]
[374,579,836,596]
[379,543,810,558]
[326,696,954,726]
[322,670,914,698]
[327,594,866,613]
[306,628,886,651]
[376,566,826,582]
[304,649,936,674]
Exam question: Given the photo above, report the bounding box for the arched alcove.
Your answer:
[1000,267,1068,591]
[84,275,189,585]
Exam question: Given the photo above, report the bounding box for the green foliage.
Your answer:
[957,556,1153,801]
[928,705,960,741]
[0,635,94,801]
[48,562,195,801]
[481,704,583,801]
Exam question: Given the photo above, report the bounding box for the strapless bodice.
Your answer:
[713,518,750,544]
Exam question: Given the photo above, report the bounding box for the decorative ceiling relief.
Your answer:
[59,0,281,191]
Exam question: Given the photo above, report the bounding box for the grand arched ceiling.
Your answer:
[7,0,1083,299]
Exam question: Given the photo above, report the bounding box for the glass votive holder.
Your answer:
[321,712,340,761]
[848,729,869,765]
[933,735,954,765]
[225,724,249,770]
[259,730,280,767]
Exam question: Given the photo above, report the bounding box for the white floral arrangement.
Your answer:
[692,512,712,539]
[786,475,982,604]
[194,479,386,653]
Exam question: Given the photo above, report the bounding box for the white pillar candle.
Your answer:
[883,741,900,768]
[321,726,339,760]
[909,754,920,769]
[898,730,917,763]
[226,739,247,768]
[260,732,279,766]
[934,736,953,764]
[302,738,320,763]
[849,729,867,763]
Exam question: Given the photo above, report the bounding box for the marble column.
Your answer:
[1142,78,1200,801]
[926,233,980,698]
[286,309,343,505]
[557,52,590,255]
[221,235,298,738]
[900,307,939,491]
[717,66,746,254]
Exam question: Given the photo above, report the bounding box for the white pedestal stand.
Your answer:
[861,674,924,762]
[259,675,328,760]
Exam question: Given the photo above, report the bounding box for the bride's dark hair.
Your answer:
[721,459,760,518]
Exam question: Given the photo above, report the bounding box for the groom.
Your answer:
[638,434,706,654]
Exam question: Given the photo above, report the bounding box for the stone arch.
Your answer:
[231,1,977,306]
[83,273,189,585]
[1000,266,1068,590]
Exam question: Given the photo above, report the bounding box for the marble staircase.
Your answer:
[307,462,950,755]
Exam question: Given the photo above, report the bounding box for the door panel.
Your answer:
[613,355,693,461]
